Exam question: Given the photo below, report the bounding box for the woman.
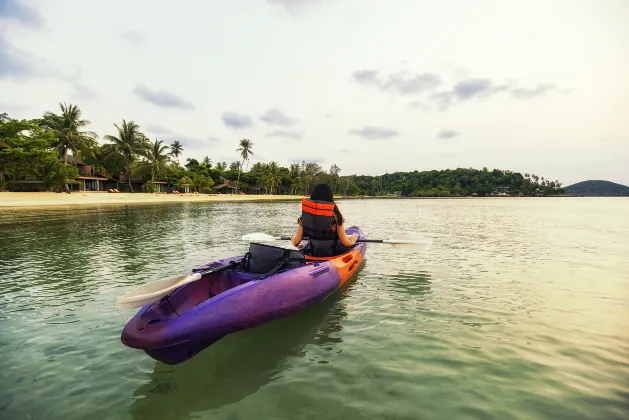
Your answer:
[291,183,358,256]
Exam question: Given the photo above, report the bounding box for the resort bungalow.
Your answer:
[211,177,237,194]
[68,157,109,191]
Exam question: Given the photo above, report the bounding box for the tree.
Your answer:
[202,156,212,167]
[39,102,98,163]
[36,157,79,192]
[136,139,172,184]
[103,120,148,192]
[235,138,254,191]
[0,118,58,190]
[170,140,183,166]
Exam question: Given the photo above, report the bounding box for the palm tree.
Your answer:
[103,120,148,192]
[170,140,183,166]
[39,102,98,163]
[202,156,212,166]
[137,139,172,185]
[265,161,281,194]
[235,138,254,192]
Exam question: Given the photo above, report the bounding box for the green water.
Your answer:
[1,198,628,420]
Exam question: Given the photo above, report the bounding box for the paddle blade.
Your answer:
[241,232,279,242]
[383,234,433,251]
[115,272,202,309]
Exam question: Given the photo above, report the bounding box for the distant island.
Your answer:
[564,180,629,197]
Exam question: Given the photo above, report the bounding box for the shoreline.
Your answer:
[0,192,598,209]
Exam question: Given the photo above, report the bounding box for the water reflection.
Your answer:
[128,295,347,418]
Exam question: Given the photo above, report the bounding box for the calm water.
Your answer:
[1,198,628,420]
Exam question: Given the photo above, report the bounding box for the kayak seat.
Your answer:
[239,242,306,277]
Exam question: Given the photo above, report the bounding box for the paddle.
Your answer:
[114,259,241,310]
[241,232,433,250]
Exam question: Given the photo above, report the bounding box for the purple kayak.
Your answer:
[120,226,367,365]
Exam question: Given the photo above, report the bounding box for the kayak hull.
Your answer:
[120,226,367,365]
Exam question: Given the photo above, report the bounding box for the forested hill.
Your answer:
[350,168,564,197]
[564,180,629,196]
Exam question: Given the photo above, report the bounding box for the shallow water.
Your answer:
[1,198,628,420]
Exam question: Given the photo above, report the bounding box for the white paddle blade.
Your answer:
[241,232,279,242]
[115,272,202,307]
[383,235,433,251]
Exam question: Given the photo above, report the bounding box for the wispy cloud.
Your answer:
[437,129,460,139]
[0,38,97,100]
[266,0,325,16]
[133,84,194,110]
[121,30,145,44]
[0,0,43,27]
[349,126,399,140]
[351,69,441,95]
[0,37,35,78]
[260,108,297,126]
[453,78,510,100]
[511,83,557,99]
[144,123,216,148]
[222,112,254,129]
[267,129,303,140]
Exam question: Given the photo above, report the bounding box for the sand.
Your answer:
[0,191,308,209]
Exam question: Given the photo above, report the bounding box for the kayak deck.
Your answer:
[120,226,367,365]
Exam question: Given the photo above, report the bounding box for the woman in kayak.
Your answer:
[291,183,358,256]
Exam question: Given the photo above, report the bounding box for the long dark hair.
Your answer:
[310,183,343,223]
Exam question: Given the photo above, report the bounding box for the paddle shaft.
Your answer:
[282,236,383,244]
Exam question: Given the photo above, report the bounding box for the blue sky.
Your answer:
[1,0,628,185]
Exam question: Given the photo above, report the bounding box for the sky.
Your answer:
[1,0,628,186]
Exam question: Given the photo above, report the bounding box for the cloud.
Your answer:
[424,78,512,111]
[260,108,297,126]
[349,126,399,140]
[437,129,460,139]
[121,31,145,44]
[0,102,29,116]
[351,69,380,85]
[453,78,510,100]
[351,69,441,95]
[266,0,325,15]
[267,129,303,140]
[222,112,254,129]
[132,84,194,110]
[143,123,219,148]
[511,83,557,99]
[0,0,43,27]
[0,38,97,99]
[0,37,35,78]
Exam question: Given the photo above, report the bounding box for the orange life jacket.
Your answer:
[301,199,342,257]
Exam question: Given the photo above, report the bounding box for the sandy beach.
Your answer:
[0,192,310,209]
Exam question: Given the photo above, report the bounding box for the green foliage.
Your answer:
[38,102,98,163]
[36,159,79,192]
[0,117,59,190]
[349,168,564,197]
[1,104,570,197]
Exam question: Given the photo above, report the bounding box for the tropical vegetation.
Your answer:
[1,103,566,196]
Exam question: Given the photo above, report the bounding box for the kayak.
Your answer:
[120,225,367,365]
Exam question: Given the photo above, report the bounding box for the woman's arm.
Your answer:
[291,224,303,247]
[337,222,358,247]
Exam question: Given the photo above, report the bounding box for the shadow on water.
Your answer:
[128,295,348,419]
